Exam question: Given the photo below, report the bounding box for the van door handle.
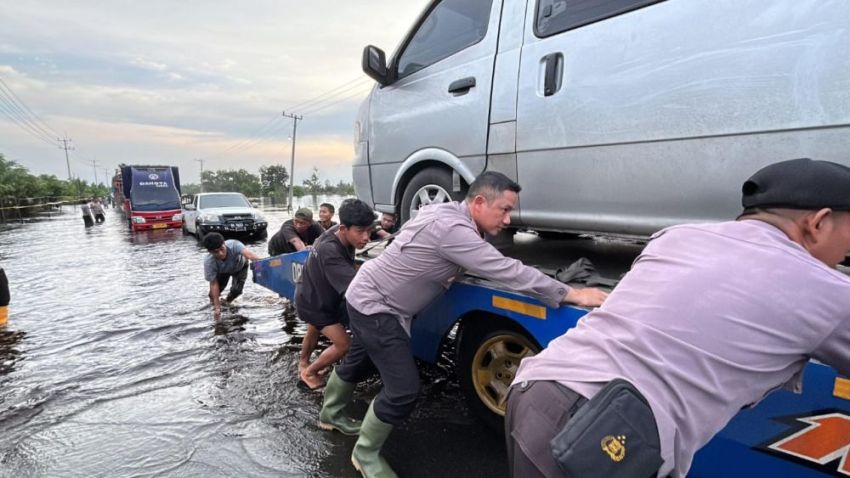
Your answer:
[448,76,476,95]
[543,53,563,97]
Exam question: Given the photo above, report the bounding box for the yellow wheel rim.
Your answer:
[470,332,537,416]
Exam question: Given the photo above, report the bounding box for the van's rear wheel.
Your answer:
[457,317,541,432]
[400,168,464,224]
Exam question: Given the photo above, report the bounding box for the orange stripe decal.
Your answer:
[492,296,546,320]
[835,377,850,401]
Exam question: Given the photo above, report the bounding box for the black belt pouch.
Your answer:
[550,379,663,478]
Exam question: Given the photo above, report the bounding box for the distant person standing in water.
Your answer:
[81,201,94,228]
[90,198,106,224]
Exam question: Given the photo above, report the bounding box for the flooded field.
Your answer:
[0,206,506,477]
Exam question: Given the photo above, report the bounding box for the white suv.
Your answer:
[182,192,268,239]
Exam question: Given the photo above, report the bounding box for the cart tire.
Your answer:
[457,317,541,433]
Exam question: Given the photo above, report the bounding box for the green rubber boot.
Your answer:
[351,401,397,478]
[318,369,362,435]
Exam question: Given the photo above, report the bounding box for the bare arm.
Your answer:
[289,237,307,251]
[241,248,261,261]
[209,281,222,318]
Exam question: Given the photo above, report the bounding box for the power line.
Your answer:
[202,114,285,161]
[282,76,370,112]
[0,97,58,146]
[300,85,373,116]
[0,76,60,138]
[0,75,61,146]
[201,75,371,162]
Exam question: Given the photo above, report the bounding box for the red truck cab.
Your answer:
[114,165,183,231]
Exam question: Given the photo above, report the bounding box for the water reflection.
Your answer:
[0,203,507,478]
[0,328,25,376]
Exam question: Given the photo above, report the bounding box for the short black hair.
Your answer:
[466,171,521,202]
[202,232,225,251]
[338,199,374,228]
[320,202,335,214]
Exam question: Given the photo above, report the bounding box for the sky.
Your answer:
[0,1,429,186]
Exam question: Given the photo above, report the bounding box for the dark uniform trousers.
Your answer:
[335,303,420,425]
[505,380,587,478]
[210,263,249,302]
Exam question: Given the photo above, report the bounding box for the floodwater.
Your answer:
[0,205,506,477]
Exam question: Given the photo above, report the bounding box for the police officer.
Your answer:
[318,171,608,477]
[507,158,850,477]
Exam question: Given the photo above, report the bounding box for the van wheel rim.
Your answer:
[471,333,537,416]
[410,184,451,219]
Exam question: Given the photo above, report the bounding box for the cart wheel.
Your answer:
[457,317,540,432]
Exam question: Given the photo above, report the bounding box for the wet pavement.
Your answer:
[0,205,507,477]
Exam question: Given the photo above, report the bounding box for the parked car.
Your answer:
[353,0,850,236]
[182,192,268,239]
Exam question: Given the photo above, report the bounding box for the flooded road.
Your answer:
[0,206,507,477]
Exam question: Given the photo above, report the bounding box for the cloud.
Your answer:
[0,0,431,184]
[130,57,168,72]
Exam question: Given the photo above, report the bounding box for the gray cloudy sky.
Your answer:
[0,1,429,185]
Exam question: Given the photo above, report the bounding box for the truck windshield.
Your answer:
[199,194,250,209]
[129,168,181,211]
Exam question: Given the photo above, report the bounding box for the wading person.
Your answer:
[90,198,106,223]
[507,158,850,478]
[318,171,608,477]
[318,202,338,230]
[81,201,94,227]
[296,199,374,392]
[268,207,324,256]
[203,232,261,319]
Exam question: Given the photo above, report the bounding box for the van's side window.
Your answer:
[396,0,494,79]
[535,0,664,37]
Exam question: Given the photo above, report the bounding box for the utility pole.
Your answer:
[58,136,74,180]
[90,159,100,185]
[282,111,302,213]
[195,158,205,193]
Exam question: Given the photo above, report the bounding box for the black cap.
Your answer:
[202,232,225,251]
[742,158,850,211]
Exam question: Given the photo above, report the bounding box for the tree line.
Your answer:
[185,165,355,202]
[0,153,110,201]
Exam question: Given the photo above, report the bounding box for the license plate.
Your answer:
[152,223,167,229]
[230,223,246,231]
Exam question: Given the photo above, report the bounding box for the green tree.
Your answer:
[259,164,289,203]
[182,183,201,195]
[201,169,261,197]
[335,180,355,196]
[302,167,322,203]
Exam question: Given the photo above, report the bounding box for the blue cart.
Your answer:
[253,250,850,477]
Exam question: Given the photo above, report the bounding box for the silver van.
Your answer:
[352,0,850,236]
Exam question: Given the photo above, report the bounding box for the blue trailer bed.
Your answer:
[252,250,849,477]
